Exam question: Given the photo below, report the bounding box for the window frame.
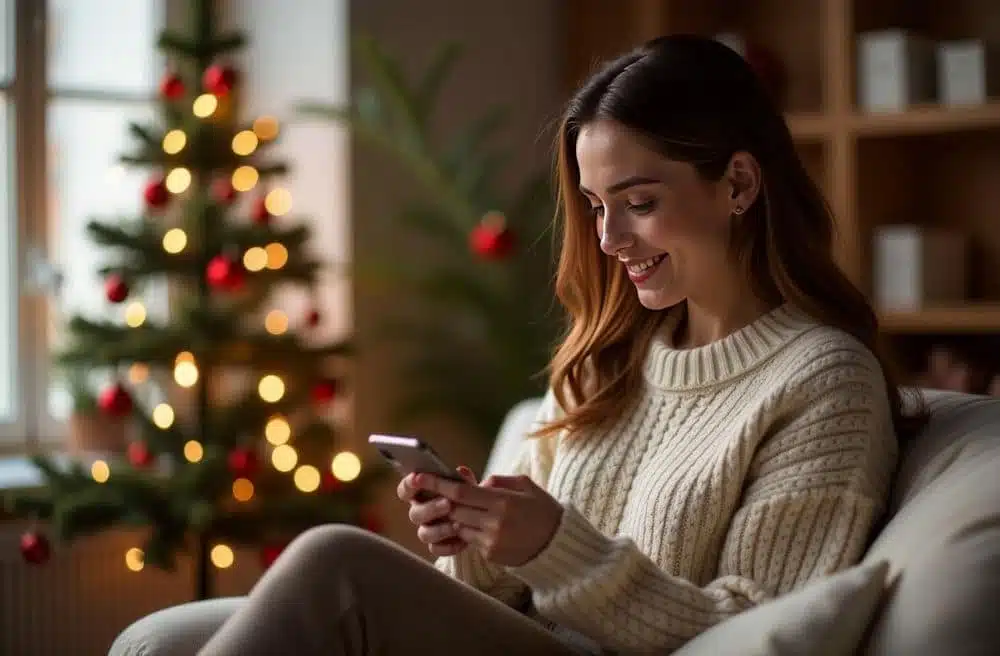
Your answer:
[0,0,176,454]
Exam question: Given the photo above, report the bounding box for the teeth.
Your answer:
[626,254,665,274]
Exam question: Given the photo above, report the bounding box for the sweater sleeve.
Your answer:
[434,389,563,607]
[507,349,898,652]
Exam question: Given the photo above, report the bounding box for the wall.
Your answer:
[349,0,565,553]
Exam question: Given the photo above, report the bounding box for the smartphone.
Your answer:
[369,434,464,501]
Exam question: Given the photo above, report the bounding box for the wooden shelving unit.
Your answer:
[565,0,1000,344]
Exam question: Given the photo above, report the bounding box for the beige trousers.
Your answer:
[197,525,590,655]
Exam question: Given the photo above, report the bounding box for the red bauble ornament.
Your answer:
[305,308,321,327]
[20,531,51,565]
[143,177,170,210]
[311,379,339,405]
[359,507,383,534]
[250,196,271,225]
[98,383,133,418]
[228,447,260,479]
[320,471,343,493]
[127,441,155,468]
[203,63,238,96]
[159,72,185,100]
[212,178,237,204]
[259,542,288,569]
[104,274,129,304]
[469,212,515,260]
[206,255,245,292]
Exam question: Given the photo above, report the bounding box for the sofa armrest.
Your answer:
[108,597,243,656]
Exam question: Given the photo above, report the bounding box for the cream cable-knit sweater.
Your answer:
[436,304,898,653]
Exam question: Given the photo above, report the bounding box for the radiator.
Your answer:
[0,522,261,656]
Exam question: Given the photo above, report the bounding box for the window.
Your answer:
[1,0,167,450]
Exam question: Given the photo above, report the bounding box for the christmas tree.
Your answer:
[4,0,384,601]
[300,38,558,446]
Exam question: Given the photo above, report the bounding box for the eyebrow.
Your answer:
[578,175,662,197]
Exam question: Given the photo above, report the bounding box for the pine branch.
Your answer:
[157,32,199,59]
[416,41,464,123]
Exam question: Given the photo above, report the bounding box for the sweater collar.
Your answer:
[643,303,817,390]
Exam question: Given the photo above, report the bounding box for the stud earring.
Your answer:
[733,205,745,216]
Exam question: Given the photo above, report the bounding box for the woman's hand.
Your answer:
[398,466,477,557]
[413,473,564,567]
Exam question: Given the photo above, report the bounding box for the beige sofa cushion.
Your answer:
[862,391,1000,655]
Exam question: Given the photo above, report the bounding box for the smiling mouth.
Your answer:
[625,254,666,283]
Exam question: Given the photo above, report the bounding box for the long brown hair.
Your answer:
[537,35,923,439]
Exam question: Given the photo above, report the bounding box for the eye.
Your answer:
[589,205,605,218]
[628,200,656,215]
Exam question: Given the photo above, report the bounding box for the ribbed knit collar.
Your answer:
[643,303,817,390]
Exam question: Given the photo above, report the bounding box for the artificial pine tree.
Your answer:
[300,38,559,446]
[4,0,384,600]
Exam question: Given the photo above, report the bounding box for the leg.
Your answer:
[198,525,582,656]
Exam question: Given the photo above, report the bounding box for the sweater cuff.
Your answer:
[508,503,611,591]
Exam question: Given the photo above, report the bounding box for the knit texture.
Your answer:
[436,304,898,653]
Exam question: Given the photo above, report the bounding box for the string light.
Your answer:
[125,547,144,572]
[125,301,147,328]
[162,228,187,254]
[175,351,195,364]
[293,465,320,492]
[210,544,234,569]
[232,130,258,156]
[165,167,191,194]
[91,460,110,483]
[243,247,267,272]
[265,416,291,445]
[128,363,149,384]
[193,93,218,118]
[258,374,285,402]
[232,478,254,502]
[271,444,297,472]
[174,360,199,388]
[152,403,175,429]
[253,115,280,141]
[331,451,361,482]
[162,129,186,154]
[231,165,258,192]
[264,242,288,270]
[183,440,204,463]
[264,309,288,335]
[264,188,292,216]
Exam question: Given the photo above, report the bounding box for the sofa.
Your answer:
[110,390,1000,655]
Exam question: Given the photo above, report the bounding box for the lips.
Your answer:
[625,254,666,283]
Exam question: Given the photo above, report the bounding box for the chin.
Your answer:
[636,288,684,311]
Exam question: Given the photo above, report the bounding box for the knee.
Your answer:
[280,524,381,568]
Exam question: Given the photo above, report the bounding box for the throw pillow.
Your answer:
[674,560,889,656]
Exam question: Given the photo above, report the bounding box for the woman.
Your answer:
[200,34,915,655]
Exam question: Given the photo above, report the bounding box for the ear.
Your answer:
[725,152,761,214]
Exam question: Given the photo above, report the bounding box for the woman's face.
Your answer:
[576,119,752,311]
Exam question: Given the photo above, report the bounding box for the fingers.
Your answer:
[428,537,467,557]
[417,520,460,546]
[481,474,532,491]
[457,465,477,484]
[414,473,498,510]
[396,473,418,502]
[448,503,495,531]
[407,497,452,526]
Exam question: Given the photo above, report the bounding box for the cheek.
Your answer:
[650,189,729,245]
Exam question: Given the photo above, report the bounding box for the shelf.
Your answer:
[785,112,832,142]
[851,102,1000,138]
[879,305,1000,334]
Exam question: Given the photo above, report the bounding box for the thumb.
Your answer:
[456,465,478,484]
[482,474,533,491]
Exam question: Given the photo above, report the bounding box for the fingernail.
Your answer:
[413,474,424,486]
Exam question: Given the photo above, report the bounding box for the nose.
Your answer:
[599,212,633,256]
